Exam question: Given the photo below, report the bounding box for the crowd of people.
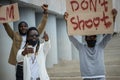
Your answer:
[0,2,118,80]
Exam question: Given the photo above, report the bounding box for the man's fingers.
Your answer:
[112,9,117,17]
[64,12,69,20]
[27,48,34,53]
[24,47,34,54]
[43,4,48,7]
[41,4,48,10]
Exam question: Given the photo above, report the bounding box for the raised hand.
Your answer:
[41,4,48,14]
[22,45,34,56]
[112,9,117,22]
[42,31,49,41]
[64,12,69,21]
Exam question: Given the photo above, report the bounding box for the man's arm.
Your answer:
[3,23,14,39]
[42,31,51,55]
[16,49,24,62]
[99,34,112,48]
[69,36,83,50]
[37,4,48,34]
[99,9,118,48]
[64,12,83,50]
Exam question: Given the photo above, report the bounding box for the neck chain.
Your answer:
[31,52,38,64]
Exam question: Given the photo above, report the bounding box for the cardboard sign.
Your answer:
[0,3,19,23]
[66,0,113,35]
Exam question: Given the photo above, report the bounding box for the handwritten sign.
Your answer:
[0,3,19,23]
[66,0,113,35]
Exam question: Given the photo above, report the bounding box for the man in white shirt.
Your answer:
[17,27,51,80]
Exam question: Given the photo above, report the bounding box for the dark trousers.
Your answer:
[16,64,40,80]
[83,78,105,80]
[31,77,40,80]
[16,65,23,80]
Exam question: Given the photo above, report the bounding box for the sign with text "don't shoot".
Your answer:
[66,0,113,35]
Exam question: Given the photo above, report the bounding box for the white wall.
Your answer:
[0,23,16,80]
[46,14,58,68]
[19,0,66,15]
[57,19,72,61]
[0,1,16,80]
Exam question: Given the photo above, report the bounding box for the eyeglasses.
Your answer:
[29,34,39,37]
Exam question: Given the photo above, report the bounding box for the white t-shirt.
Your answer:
[20,36,26,49]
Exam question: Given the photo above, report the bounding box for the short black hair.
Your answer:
[18,21,28,28]
[85,35,97,38]
[26,27,39,37]
[85,35,97,41]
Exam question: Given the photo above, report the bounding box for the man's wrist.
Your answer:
[43,10,48,14]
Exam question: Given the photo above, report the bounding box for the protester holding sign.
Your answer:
[64,8,117,80]
[1,4,48,65]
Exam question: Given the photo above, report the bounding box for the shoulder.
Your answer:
[14,32,22,39]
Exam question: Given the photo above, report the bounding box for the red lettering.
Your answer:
[68,0,112,33]
[70,12,111,31]
[0,5,15,22]
[69,0,109,12]
[81,0,88,10]
[100,0,108,12]
[6,5,14,20]
[77,16,84,30]
[0,17,6,20]
[70,16,85,30]
[93,17,100,30]
[101,11,112,28]
[85,19,93,29]
[70,1,79,12]
[99,0,101,4]
[70,0,108,12]
[70,16,78,30]
[90,0,97,12]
